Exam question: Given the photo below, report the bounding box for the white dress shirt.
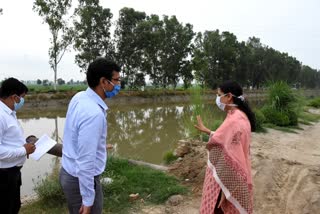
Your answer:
[0,101,26,168]
[61,87,108,207]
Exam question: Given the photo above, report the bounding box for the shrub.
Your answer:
[34,172,65,206]
[267,81,296,109]
[254,109,266,132]
[286,109,298,126]
[308,97,320,108]
[163,151,178,164]
[261,106,290,126]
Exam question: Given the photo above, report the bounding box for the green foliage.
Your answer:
[163,151,178,165]
[33,0,73,90]
[103,156,187,212]
[74,0,114,72]
[27,156,187,213]
[34,172,65,206]
[253,109,266,132]
[299,110,320,123]
[267,81,296,109]
[261,106,294,126]
[183,86,224,139]
[308,97,320,108]
[261,82,301,127]
[114,7,147,88]
[201,119,223,142]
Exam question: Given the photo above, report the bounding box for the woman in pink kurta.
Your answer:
[195,81,256,214]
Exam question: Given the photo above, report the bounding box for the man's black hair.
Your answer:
[0,77,28,98]
[86,58,121,88]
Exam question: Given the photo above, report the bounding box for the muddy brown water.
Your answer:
[18,100,264,196]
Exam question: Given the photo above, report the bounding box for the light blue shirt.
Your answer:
[61,87,108,206]
[0,101,26,168]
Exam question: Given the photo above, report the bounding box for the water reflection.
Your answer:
[17,100,263,195]
[107,104,191,163]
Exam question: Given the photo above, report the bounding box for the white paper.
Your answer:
[29,134,57,161]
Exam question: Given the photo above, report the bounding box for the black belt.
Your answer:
[0,166,22,172]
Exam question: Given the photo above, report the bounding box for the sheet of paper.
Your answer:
[29,134,57,161]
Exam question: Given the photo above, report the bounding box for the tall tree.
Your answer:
[160,15,194,88]
[192,30,222,89]
[137,14,165,87]
[246,37,266,89]
[33,0,73,90]
[114,7,146,88]
[0,8,3,15]
[73,0,114,72]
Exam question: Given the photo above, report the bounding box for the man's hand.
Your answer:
[23,143,36,158]
[79,204,91,214]
[194,115,211,135]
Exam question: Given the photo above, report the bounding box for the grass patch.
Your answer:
[308,97,320,108]
[163,151,178,165]
[299,111,320,123]
[263,123,299,133]
[20,156,187,214]
[103,157,187,213]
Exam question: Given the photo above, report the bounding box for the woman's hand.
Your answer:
[194,115,211,135]
[218,191,226,208]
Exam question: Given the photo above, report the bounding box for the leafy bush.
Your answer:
[286,109,298,126]
[254,109,266,132]
[261,82,302,127]
[267,81,296,109]
[308,97,320,108]
[34,172,65,206]
[261,106,290,126]
[163,150,178,164]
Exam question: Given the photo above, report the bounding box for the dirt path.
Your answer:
[133,109,320,214]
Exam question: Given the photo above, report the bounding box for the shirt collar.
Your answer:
[85,87,108,111]
[0,100,14,115]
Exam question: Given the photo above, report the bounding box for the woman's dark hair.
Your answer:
[86,57,121,88]
[219,80,256,132]
[0,77,28,98]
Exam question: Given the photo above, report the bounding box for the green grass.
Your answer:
[27,84,87,93]
[263,123,299,133]
[308,97,320,108]
[299,111,320,123]
[163,151,178,165]
[20,156,187,214]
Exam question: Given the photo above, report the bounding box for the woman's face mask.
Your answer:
[215,93,238,111]
[215,94,227,111]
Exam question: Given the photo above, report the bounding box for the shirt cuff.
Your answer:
[82,195,94,207]
[18,147,27,156]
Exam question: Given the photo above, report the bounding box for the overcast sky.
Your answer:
[0,0,319,82]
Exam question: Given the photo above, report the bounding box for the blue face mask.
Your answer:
[14,97,24,111]
[105,81,120,98]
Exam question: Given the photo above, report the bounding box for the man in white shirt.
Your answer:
[0,77,36,214]
[59,58,121,214]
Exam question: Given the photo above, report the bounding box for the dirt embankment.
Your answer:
[133,109,320,214]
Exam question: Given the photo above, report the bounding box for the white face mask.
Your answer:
[215,94,237,111]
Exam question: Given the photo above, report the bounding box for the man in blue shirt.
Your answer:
[59,58,121,214]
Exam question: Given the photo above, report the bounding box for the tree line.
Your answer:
[32,0,320,90]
